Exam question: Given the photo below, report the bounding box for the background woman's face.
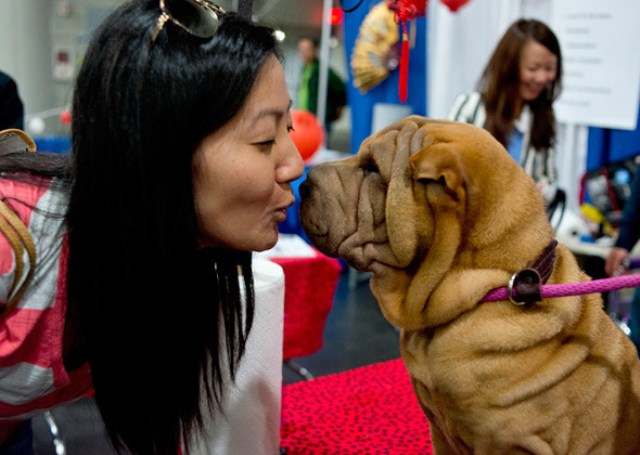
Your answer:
[192,55,304,251]
[519,39,558,102]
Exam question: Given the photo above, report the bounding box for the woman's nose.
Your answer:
[279,136,305,183]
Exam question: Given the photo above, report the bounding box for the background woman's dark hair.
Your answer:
[67,1,280,453]
[477,18,562,150]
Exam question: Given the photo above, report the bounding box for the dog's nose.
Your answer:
[299,179,311,199]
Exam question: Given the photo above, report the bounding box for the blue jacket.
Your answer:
[616,171,640,251]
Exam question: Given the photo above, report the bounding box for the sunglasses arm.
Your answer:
[151,12,171,43]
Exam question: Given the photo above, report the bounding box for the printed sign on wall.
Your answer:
[551,0,640,130]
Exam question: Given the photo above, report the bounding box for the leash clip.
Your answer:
[507,268,542,307]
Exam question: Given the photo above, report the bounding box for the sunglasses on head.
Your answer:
[151,0,226,43]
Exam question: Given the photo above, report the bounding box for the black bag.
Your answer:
[582,157,638,228]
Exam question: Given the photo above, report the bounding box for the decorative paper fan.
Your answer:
[350,1,399,94]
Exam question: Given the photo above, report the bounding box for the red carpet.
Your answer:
[281,359,433,454]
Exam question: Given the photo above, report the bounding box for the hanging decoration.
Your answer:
[385,0,427,103]
[350,2,400,95]
[351,0,471,102]
[385,0,470,102]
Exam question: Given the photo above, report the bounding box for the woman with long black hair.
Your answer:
[0,1,303,453]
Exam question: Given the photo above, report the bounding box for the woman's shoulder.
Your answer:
[446,91,484,123]
[451,91,482,109]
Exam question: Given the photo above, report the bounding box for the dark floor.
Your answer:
[31,269,401,454]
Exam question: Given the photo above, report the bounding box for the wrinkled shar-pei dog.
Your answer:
[299,116,640,454]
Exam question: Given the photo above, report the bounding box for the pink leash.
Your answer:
[482,273,640,303]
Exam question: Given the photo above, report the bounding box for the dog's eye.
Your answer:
[361,160,379,175]
[416,176,443,185]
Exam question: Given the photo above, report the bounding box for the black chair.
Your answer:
[547,188,566,232]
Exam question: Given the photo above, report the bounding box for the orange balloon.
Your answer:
[290,110,324,162]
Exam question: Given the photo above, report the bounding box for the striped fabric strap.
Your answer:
[0,199,36,316]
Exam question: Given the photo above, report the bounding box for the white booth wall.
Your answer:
[0,0,56,116]
[0,0,124,133]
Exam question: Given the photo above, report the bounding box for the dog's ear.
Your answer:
[410,143,466,206]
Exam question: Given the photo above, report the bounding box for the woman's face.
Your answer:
[192,55,304,251]
[519,39,558,102]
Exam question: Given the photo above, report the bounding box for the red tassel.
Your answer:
[399,22,410,103]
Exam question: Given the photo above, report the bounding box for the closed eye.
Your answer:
[255,125,294,149]
[362,162,380,174]
[254,139,276,149]
[361,159,379,175]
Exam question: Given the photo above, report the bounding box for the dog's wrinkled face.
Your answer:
[300,116,553,329]
[300,116,549,270]
[299,119,431,271]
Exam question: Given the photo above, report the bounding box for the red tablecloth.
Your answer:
[270,251,342,360]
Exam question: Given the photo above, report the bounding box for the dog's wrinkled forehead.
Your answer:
[360,115,519,185]
[356,116,436,179]
[344,117,443,267]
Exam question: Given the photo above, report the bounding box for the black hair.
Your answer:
[66,0,280,453]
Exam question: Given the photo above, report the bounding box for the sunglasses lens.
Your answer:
[164,0,220,38]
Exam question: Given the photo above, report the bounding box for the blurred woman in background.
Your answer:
[447,18,563,205]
